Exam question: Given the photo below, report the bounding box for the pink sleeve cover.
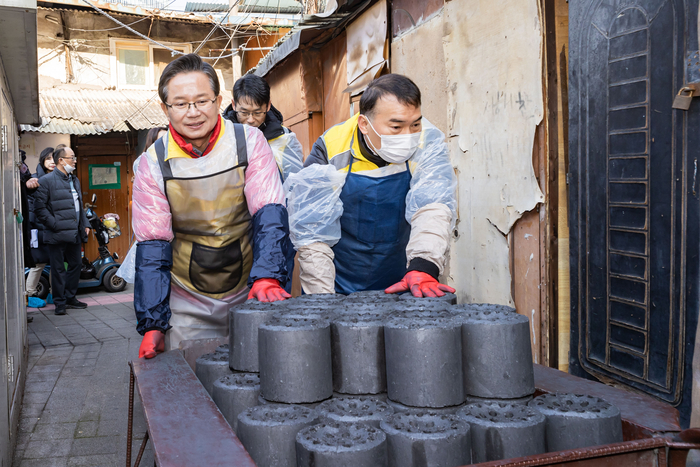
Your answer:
[132,154,174,242]
[244,127,285,215]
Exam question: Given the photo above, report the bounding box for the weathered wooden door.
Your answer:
[77,155,130,261]
[569,0,700,426]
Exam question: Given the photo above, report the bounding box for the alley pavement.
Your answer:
[14,285,154,467]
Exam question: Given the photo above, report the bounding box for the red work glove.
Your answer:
[139,330,165,359]
[385,271,456,298]
[248,278,291,302]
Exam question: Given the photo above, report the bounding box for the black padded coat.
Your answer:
[33,169,89,245]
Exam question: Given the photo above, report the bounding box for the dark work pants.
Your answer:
[48,242,82,309]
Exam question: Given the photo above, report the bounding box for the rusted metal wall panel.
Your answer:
[321,31,351,130]
[242,28,292,72]
[391,0,444,38]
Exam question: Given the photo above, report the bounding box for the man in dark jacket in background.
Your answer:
[223,74,303,182]
[34,146,90,315]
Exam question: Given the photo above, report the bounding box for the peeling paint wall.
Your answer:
[390,13,448,134]
[390,0,545,309]
[442,0,544,306]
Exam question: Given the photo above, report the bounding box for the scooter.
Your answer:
[24,194,127,299]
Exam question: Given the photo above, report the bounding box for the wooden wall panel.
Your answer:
[267,53,306,123]
[511,122,553,367]
[289,119,311,156]
[287,112,325,158]
[321,31,351,131]
[512,208,543,364]
[554,0,570,373]
[301,51,323,113]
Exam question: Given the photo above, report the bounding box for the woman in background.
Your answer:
[26,146,57,298]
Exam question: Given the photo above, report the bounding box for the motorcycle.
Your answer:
[24,194,127,298]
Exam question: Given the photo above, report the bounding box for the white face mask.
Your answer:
[64,163,75,174]
[363,116,421,164]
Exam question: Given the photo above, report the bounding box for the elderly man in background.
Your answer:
[33,146,90,315]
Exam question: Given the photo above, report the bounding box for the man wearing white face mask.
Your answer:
[290,74,457,297]
[34,147,91,315]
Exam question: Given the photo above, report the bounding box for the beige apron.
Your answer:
[154,121,252,350]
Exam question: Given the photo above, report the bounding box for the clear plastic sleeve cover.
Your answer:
[284,164,346,248]
[116,242,137,283]
[406,119,457,227]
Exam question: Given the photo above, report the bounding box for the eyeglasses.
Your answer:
[61,157,77,161]
[237,110,266,118]
[165,98,217,113]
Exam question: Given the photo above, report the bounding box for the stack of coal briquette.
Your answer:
[195,292,622,467]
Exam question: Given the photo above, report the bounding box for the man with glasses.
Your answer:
[34,147,91,315]
[223,74,303,181]
[132,53,295,358]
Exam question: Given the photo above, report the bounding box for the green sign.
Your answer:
[89,164,121,190]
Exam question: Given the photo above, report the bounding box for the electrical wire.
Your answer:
[193,0,242,53]
[67,0,179,31]
[68,15,151,32]
[77,0,239,58]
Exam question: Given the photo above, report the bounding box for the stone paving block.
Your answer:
[68,436,119,457]
[96,417,124,437]
[78,407,101,422]
[31,365,65,374]
[75,421,98,438]
[66,338,99,346]
[24,439,73,458]
[85,329,122,341]
[16,288,142,467]
[21,403,47,418]
[20,458,68,467]
[63,358,97,369]
[26,372,60,383]
[34,354,68,365]
[28,333,43,347]
[23,391,52,404]
[14,449,24,466]
[67,454,121,467]
[61,366,96,377]
[32,422,78,440]
[40,406,83,424]
[16,431,31,450]
[53,376,92,391]
[70,344,101,354]
[19,416,40,433]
